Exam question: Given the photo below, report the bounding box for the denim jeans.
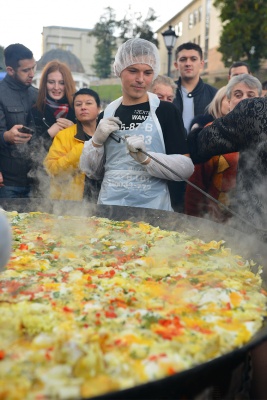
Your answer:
[0,186,30,198]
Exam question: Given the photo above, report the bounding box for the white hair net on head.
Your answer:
[114,38,160,79]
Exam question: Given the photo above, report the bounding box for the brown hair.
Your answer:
[36,60,76,112]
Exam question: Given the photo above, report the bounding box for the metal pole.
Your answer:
[167,48,172,77]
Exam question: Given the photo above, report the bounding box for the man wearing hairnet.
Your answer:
[80,38,194,211]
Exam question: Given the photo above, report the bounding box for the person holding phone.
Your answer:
[0,43,38,198]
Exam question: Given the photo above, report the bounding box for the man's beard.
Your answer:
[14,73,31,86]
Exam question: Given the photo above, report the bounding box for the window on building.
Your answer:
[175,22,183,37]
[198,35,201,45]
[174,22,183,37]
[204,0,211,69]
[198,6,202,22]
[194,10,198,25]
[188,13,194,29]
[62,44,73,52]
[49,44,57,50]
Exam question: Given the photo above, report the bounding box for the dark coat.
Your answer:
[30,102,76,153]
[187,96,267,240]
[173,77,217,117]
[0,74,38,187]
[28,101,76,196]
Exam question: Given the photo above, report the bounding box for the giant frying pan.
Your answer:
[1,198,267,399]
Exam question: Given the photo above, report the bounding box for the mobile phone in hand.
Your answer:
[19,126,34,134]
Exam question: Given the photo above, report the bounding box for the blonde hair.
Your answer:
[36,60,76,112]
[207,86,227,118]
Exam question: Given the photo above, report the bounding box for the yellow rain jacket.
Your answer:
[44,122,91,201]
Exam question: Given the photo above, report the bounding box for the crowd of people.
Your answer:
[1,39,267,398]
[1,40,267,236]
[1,40,267,228]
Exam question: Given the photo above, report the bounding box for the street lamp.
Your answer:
[162,25,178,77]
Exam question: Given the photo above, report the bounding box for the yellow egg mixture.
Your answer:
[0,211,266,400]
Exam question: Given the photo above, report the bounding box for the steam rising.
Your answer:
[2,134,267,285]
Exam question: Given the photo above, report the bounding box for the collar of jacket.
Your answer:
[176,77,204,98]
[3,73,31,92]
[74,120,92,142]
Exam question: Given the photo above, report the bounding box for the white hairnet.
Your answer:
[114,38,160,79]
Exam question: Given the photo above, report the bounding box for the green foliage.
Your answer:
[90,84,122,107]
[117,7,159,47]
[214,0,267,71]
[89,7,118,79]
[89,6,158,79]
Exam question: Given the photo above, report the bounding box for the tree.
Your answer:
[90,6,159,79]
[89,7,118,79]
[117,7,159,47]
[214,0,267,72]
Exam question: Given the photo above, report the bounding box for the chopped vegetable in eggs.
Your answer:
[0,211,266,400]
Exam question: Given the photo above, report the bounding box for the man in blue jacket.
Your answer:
[173,42,217,211]
[173,42,217,134]
[0,43,38,198]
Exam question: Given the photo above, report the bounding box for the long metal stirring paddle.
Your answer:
[110,132,267,234]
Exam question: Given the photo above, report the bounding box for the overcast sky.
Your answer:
[0,0,191,60]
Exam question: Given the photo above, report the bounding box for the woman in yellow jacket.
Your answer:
[44,88,101,201]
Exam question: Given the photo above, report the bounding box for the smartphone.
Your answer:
[19,126,34,134]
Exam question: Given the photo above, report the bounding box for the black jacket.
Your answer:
[0,75,38,187]
[28,101,76,196]
[30,101,76,153]
[187,97,267,240]
[99,100,189,212]
[173,77,217,117]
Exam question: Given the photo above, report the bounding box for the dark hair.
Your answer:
[175,42,203,60]
[36,60,76,112]
[73,88,101,107]
[261,80,267,90]
[4,43,33,69]
[228,61,251,76]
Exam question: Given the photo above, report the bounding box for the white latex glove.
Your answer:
[0,211,12,271]
[126,135,149,164]
[92,117,122,146]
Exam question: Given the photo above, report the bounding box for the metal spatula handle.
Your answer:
[110,132,267,235]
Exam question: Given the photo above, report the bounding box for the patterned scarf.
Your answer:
[45,96,69,119]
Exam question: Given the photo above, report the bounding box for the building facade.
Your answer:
[40,4,266,85]
[156,0,227,83]
[42,26,97,79]
[32,48,91,90]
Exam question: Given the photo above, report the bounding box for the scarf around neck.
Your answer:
[45,96,69,119]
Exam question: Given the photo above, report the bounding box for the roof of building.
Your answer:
[43,25,91,32]
[37,48,85,73]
